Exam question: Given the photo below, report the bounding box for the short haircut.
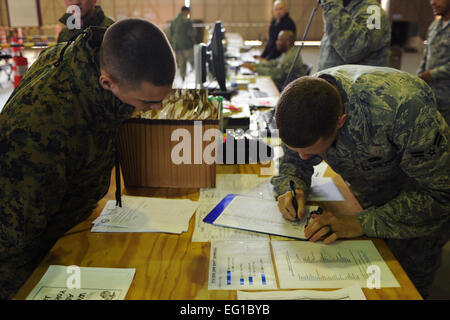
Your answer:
[278,30,295,45]
[275,76,343,148]
[99,18,176,88]
[181,6,190,12]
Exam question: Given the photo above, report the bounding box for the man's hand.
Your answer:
[304,211,364,244]
[241,62,256,72]
[419,71,433,85]
[253,56,266,62]
[277,189,307,221]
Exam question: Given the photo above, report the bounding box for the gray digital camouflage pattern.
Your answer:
[318,0,391,71]
[417,18,450,124]
[57,5,114,43]
[255,46,306,91]
[0,27,135,299]
[271,65,450,298]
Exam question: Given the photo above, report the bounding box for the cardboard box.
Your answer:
[116,90,221,189]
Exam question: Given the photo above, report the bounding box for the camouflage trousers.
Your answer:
[386,232,449,299]
[175,48,194,80]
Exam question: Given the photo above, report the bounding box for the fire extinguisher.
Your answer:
[13,53,28,88]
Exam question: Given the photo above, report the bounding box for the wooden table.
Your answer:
[13,163,422,300]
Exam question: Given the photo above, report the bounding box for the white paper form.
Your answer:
[199,174,270,202]
[208,240,277,290]
[91,196,198,234]
[272,240,400,289]
[212,196,319,240]
[309,177,344,202]
[192,202,269,242]
[313,161,329,179]
[237,284,367,300]
[26,266,135,300]
[241,177,344,202]
[193,174,274,242]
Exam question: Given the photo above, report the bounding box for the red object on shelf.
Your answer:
[13,54,28,88]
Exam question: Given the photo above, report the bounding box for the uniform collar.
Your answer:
[57,27,135,127]
[59,5,106,27]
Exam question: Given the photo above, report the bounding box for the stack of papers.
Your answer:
[91,195,199,234]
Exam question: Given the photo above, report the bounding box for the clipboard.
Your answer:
[203,194,321,240]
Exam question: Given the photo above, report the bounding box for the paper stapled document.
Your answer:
[91,195,198,234]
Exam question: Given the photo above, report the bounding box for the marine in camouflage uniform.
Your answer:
[57,5,114,43]
[271,65,450,298]
[417,17,450,124]
[168,9,196,80]
[0,27,135,299]
[318,0,391,71]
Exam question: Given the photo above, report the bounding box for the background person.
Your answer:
[58,0,115,43]
[242,30,305,90]
[417,0,450,124]
[258,1,296,61]
[317,0,391,71]
[168,6,197,81]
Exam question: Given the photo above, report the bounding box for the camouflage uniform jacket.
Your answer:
[417,18,450,124]
[0,27,135,298]
[168,13,196,51]
[318,0,391,71]
[271,65,450,240]
[57,5,114,43]
[255,46,306,91]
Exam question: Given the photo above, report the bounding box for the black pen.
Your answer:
[289,180,299,220]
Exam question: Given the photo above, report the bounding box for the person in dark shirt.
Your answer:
[258,1,296,61]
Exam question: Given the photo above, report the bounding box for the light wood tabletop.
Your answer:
[13,162,423,300]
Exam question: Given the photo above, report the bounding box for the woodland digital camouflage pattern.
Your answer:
[418,18,450,124]
[0,27,135,299]
[271,65,450,297]
[318,0,391,71]
[255,46,306,91]
[57,5,114,43]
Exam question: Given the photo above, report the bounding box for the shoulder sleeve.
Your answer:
[355,83,450,239]
[321,1,391,64]
[270,143,315,199]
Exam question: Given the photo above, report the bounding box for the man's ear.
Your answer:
[337,114,347,129]
[99,71,114,91]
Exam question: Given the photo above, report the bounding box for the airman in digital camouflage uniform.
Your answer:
[318,0,391,71]
[58,1,114,43]
[272,65,450,298]
[0,19,176,299]
[242,30,306,91]
[417,0,450,124]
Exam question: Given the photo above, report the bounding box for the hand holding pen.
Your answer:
[276,180,307,222]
